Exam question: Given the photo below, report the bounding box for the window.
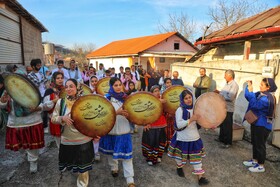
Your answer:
[174,42,180,50]
[160,57,165,63]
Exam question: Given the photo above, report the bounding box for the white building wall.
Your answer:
[171,60,280,146]
[89,57,130,73]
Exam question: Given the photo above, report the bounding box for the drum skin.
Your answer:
[162,85,186,114]
[60,83,92,98]
[194,92,227,129]
[96,77,110,95]
[123,92,163,126]
[3,73,41,108]
[71,95,116,138]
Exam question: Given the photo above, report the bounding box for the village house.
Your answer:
[172,6,280,148]
[86,32,198,73]
[0,0,47,67]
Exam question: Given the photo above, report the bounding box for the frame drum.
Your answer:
[96,77,110,95]
[71,95,116,138]
[123,92,163,126]
[59,83,92,98]
[194,92,227,128]
[162,85,186,114]
[3,73,41,108]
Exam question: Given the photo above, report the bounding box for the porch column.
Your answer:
[243,41,251,60]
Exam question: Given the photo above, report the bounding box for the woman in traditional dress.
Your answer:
[99,77,135,187]
[167,89,209,185]
[43,72,64,148]
[142,85,167,166]
[0,86,49,174]
[51,79,94,187]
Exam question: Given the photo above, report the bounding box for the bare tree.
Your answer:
[158,12,197,42]
[67,43,96,65]
[208,0,268,31]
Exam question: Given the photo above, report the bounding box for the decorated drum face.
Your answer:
[71,95,116,138]
[3,73,41,108]
[96,77,110,95]
[60,83,92,98]
[123,92,163,126]
[194,92,227,129]
[162,85,186,114]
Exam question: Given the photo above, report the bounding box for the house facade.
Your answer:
[0,0,48,67]
[87,32,198,73]
[171,6,280,147]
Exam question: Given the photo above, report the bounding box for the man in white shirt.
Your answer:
[51,60,69,83]
[96,63,106,79]
[68,59,83,83]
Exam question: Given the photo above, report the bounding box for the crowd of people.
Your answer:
[0,59,278,187]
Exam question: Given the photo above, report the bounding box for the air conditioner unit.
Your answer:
[262,66,275,78]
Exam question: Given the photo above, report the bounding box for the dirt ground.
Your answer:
[0,127,280,187]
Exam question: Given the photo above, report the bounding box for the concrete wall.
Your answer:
[21,17,44,66]
[171,59,280,145]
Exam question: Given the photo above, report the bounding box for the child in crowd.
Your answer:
[126,81,138,133]
[168,89,209,186]
[90,76,98,94]
[142,85,167,166]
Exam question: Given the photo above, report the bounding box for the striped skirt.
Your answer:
[168,133,205,165]
[99,134,133,160]
[142,128,166,165]
[59,141,94,173]
[5,123,44,151]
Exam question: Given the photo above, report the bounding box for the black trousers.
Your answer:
[219,112,233,145]
[251,125,270,164]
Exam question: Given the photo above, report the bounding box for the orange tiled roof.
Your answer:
[87,32,182,58]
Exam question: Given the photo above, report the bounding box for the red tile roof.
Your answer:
[87,32,196,58]
[195,6,280,45]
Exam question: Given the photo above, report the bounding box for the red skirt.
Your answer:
[5,123,44,151]
[164,113,175,144]
[49,120,61,137]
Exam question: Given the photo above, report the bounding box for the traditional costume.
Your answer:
[51,83,94,187]
[99,85,135,186]
[1,98,51,173]
[43,79,64,148]
[168,91,206,175]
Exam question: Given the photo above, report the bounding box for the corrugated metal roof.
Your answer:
[0,0,48,32]
[87,32,197,58]
[195,6,280,45]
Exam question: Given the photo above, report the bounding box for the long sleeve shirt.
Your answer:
[27,71,48,97]
[172,78,184,86]
[175,108,200,142]
[51,98,92,145]
[220,80,239,112]
[245,87,272,130]
[68,69,83,83]
[0,99,52,128]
